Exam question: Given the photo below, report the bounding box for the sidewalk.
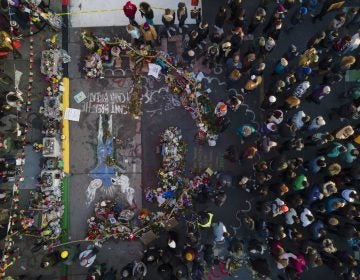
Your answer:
[69,0,202,27]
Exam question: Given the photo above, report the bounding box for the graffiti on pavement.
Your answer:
[143,85,181,116]
[82,91,130,114]
[86,115,136,207]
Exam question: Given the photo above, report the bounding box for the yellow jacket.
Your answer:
[140,25,157,42]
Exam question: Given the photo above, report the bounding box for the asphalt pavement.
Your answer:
[3,0,360,279]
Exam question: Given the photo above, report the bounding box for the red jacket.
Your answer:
[123,1,137,18]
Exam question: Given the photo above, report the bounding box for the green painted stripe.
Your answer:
[60,175,70,277]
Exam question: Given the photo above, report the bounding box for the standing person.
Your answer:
[272,198,289,217]
[162,8,176,38]
[335,125,354,140]
[248,6,266,34]
[226,69,241,90]
[293,81,311,98]
[309,85,331,104]
[214,102,228,118]
[267,19,283,41]
[286,6,308,33]
[264,37,276,55]
[283,44,300,62]
[344,7,359,28]
[187,30,201,51]
[307,31,326,49]
[228,0,242,23]
[318,55,334,74]
[323,142,347,158]
[305,156,327,174]
[307,116,326,130]
[177,2,188,34]
[312,0,345,23]
[298,48,318,67]
[212,221,228,243]
[182,49,196,67]
[126,24,141,44]
[225,54,242,75]
[197,21,209,46]
[40,251,62,268]
[236,124,256,144]
[273,58,289,75]
[123,1,138,26]
[334,55,356,73]
[342,143,359,164]
[139,2,154,25]
[214,6,227,33]
[203,43,220,69]
[328,12,346,31]
[333,35,352,53]
[243,75,262,93]
[229,28,244,55]
[140,22,157,47]
[343,30,360,54]
[242,51,256,73]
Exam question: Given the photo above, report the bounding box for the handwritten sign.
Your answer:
[64,108,81,121]
[81,91,130,114]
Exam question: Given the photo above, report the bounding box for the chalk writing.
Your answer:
[82,91,130,114]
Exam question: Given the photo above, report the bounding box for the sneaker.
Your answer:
[178,27,182,34]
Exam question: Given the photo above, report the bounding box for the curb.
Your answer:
[62,77,70,173]
[61,77,70,278]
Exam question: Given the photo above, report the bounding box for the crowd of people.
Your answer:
[2,0,360,279]
[118,0,360,279]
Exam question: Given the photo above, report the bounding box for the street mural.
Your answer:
[86,114,135,207]
[81,91,130,114]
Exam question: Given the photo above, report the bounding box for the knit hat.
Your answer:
[185,252,194,261]
[278,80,286,88]
[219,104,227,111]
[258,62,266,71]
[168,240,176,248]
[269,95,277,103]
[300,7,308,15]
[317,117,325,126]
[222,42,231,49]
[303,66,312,75]
[323,86,331,93]
[303,81,311,89]
[281,205,289,213]
[257,6,266,15]
[280,184,289,193]
[280,58,288,66]
[259,37,266,47]
[60,250,69,259]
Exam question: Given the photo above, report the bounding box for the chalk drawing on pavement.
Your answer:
[85,115,136,207]
[103,68,128,78]
[81,91,130,114]
[202,76,226,86]
[143,85,181,116]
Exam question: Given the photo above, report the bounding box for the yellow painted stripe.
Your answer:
[62,78,70,174]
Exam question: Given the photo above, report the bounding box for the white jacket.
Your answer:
[300,208,314,227]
